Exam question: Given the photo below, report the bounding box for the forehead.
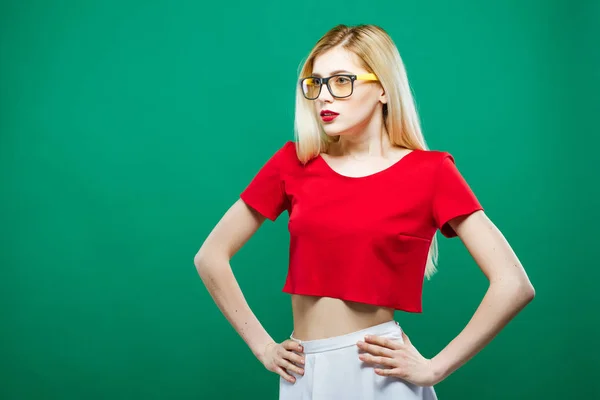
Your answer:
[312,46,366,75]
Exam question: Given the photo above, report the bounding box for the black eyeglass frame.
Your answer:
[299,73,379,100]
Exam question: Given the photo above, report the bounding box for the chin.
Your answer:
[322,125,348,137]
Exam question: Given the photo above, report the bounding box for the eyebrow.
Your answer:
[311,69,353,77]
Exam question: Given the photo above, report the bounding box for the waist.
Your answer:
[290,294,395,341]
[289,319,402,353]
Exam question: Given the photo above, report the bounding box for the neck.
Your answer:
[331,109,392,158]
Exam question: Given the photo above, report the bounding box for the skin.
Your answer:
[195,45,535,386]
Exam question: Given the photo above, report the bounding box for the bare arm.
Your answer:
[194,199,275,363]
[430,210,536,383]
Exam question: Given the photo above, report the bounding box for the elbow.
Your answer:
[524,283,536,301]
[193,242,210,272]
[517,273,536,301]
[194,249,213,274]
[513,280,536,305]
[193,246,228,276]
[491,275,536,304]
[194,251,207,272]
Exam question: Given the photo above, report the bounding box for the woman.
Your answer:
[195,24,535,399]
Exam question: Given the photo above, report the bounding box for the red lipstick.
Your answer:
[320,109,339,122]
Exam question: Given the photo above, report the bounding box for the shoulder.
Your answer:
[252,140,303,177]
[275,140,304,168]
[415,149,455,164]
[406,149,456,176]
[262,140,297,163]
[271,140,296,156]
[281,140,297,155]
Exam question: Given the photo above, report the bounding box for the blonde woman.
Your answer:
[195,24,535,400]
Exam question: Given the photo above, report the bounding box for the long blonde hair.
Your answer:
[293,24,440,280]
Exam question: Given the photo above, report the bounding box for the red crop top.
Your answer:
[240,141,484,312]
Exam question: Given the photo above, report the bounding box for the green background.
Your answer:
[1,1,598,399]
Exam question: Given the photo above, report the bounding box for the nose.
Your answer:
[317,83,334,103]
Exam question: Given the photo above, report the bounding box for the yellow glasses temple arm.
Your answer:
[356,73,378,81]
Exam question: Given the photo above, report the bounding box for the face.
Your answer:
[309,46,386,137]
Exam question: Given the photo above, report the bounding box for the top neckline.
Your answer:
[315,148,421,180]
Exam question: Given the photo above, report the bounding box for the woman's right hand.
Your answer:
[261,340,305,383]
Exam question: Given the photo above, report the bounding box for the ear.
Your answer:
[379,88,387,105]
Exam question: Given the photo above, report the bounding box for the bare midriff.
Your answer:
[290,294,396,341]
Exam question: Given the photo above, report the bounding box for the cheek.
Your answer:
[341,95,378,124]
[318,91,380,134]
[345,102,372,121]
[321,107,370,135]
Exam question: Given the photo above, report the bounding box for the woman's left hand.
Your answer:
[356,330,441,387]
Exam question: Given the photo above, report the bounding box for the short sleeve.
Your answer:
[432,154,484,238]
[239,141,292,221]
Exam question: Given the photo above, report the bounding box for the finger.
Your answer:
[364,335,402,350]
[357,341,394,357]
[401,330,411,345]
[283,340,304,353]
[375,367,406,379]
[275,366,296,383]
[283,350,305,366]
[359,353,396,368]
[374,367,392,376]
[279,357,305,376]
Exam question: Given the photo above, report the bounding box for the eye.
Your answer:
[334,76,351,84]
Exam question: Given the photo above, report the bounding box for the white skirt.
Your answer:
[279,320,438,400]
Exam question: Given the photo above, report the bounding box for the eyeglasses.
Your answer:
[299,73,379,100]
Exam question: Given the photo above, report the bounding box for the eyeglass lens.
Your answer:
[302,76,353,99]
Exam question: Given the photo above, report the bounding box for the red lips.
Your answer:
[320,109,339,122]
[320,109,339,116]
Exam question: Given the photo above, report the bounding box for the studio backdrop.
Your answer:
[1,1,598,399]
